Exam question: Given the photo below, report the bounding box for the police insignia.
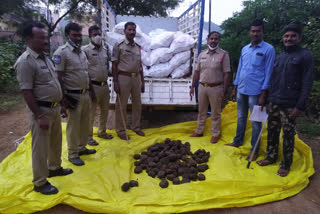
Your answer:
[53,55,61,64]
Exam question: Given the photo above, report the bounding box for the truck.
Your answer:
[100,0,206,108]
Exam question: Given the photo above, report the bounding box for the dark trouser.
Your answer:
[266,103,296,170]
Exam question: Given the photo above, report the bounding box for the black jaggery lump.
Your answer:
[121,182,130,192]
[129,180,139,187]
[159,179,169,188]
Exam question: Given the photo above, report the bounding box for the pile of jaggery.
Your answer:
[133,138,210,188]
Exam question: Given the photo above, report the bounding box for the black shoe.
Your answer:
[34,181,58,195]
[79,148,96,156]
[48,167,73,178]
[68,157,85,166]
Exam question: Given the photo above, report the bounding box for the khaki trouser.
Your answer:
[88,84,110,139]
[115,74,142,136]
[195,84,223,136]
[29,106,62,187]
[66,93,91,158]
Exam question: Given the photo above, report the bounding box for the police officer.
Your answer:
[190,31,231,143]
[82,25,113,146]
[14,22,73,195]
[53,22,96,166]
[257,23,314,177]
[112,22,145,140]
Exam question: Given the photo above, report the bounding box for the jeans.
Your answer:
[233,92,262,152]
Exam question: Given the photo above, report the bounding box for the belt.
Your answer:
[66,89,88,94]
[92,80,107,86]
[118,71,138,77]
[37,101,59,108]
[200,82,223,87]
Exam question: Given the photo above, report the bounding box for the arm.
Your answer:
[222,52,231,98]
[88,77,97,103]
[259,47,275,107]
[112,62,120,94]
[15,58,49,129]
[190,69,200,97]
[231,53,242,101]
[111,44,121,94]
[290,51,314,119]
[22,90,49,129]
[190,55,201,97]
[140,63,145,93]
[53,50,68,116]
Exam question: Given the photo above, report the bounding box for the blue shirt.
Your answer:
[234,40,275,95]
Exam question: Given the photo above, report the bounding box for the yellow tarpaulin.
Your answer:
[0,102,314,213]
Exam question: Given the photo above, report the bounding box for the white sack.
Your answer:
[170,60,191,79]
[150,31,175,49]
[149,48,173,66]
[148,28,166,38]
[113,22,144,37]
[141,50,151,67]
[169,51,191,70]
[106,32,124,47]
[143,62,173,78]
[170,32,195,54]
[134,33,151,52]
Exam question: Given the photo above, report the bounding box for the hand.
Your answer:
[60,106,68,118]
[189,87,194,97]
[289,107,300,120]
[37,116,49,130]
[141,82,145,93]
[114,82,120,94]
[231,88,236,102]
[258,94,266,111]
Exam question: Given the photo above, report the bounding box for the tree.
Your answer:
[107,0,182,16]
[219,0,320,80]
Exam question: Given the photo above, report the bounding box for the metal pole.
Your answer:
[209,0,212,33]
[197,0,205,56]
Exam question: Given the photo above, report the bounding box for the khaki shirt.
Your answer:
[196,48,231,84]
[111,38,141,73]
[53,42,89,90]
[14,47,62,102]
[82,42,109,82]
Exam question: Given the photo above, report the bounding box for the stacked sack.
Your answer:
[105,22,195,78]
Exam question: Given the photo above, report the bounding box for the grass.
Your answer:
[0,92,23,113]
[296,116,320,139]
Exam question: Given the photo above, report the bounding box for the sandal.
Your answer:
[98,133,113,139]
[88,139,99,146]
[256,159,273,166]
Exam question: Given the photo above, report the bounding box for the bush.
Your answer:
[0,38,24,93]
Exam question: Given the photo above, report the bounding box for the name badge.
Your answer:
[92,54,98,56]
[256,52,264,56]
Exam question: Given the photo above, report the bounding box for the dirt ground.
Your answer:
[0,104,319,214]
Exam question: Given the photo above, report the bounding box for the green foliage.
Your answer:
[305,81,320,123]
[220,0,320,80]
[0,39,24,93]
[296,116,320,139]
[107,0,182,16]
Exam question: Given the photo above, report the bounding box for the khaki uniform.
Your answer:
[14,47,63,187]
[82,43,110,138]
[53,42,90,159]
[195,48,231,136]
[112,39,142,136]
